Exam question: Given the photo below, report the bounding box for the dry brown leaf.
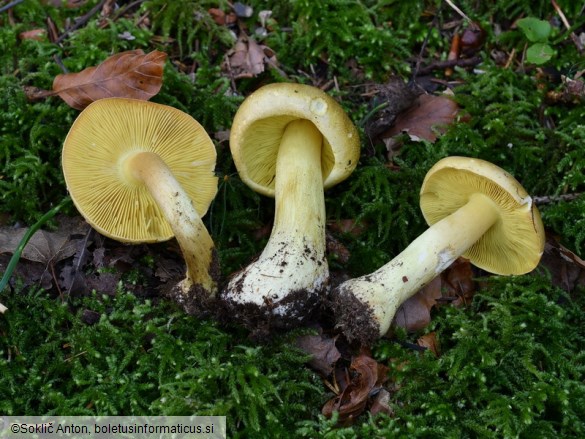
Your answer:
[295,333,341,376]
[52,49,167,110]
[382,93,460,145]
[223,35,276,79]
[322,353,389,425]
[539,233,585,292]
[442,257,476,306]
[393,276,442,332]
[0,228,78,264]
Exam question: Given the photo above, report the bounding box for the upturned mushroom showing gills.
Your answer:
[222,83,360,328]
[331,156,545,345]
[62,98,219,313]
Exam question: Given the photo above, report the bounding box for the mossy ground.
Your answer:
[1,0,584,437]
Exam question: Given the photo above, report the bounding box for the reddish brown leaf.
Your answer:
[208,8,227,25]
[52,49,167,110]
[295,333,341,376]
[382,93,459,144]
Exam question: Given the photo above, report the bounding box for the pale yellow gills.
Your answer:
[62,98,219,311]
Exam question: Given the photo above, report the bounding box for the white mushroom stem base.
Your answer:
[223,119,328,326]
[125,151,218,308]
[331,192,499,344]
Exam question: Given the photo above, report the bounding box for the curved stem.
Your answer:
[334,193,500,340]
[224,119,327,318]
[125,152,217,298]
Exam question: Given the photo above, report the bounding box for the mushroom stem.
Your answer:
[124,151,217,298]
[224,119,327,322]
[332,192,499,343]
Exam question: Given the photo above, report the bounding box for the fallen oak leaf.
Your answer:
[52,49,167,110]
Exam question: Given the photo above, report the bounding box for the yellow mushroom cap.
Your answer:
[419,156,545,275]
[229,83,360,197]
[62,98,218,243]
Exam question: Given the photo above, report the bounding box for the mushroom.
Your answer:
[62,97,219,312]
[0,302,6,314]
[331,156,545,345]
[222,83,360,328]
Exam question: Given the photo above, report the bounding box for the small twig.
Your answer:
[412,7,442,79]
[65,227,93,296]
[504,48,517,69]
[223,53,237,92]
[533,192,583,205]
[55,0,107,44]
[53,54,68,74]
[443,0,472,22]
[64,350,87,363]
[551,0,584,53]
[49,261,65,302]
[0,0,24,14]
[112,0,147,21]
[417,56,482,76]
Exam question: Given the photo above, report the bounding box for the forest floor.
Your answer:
[1,1,584,437]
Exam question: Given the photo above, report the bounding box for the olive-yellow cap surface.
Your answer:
[420,156,545,275]
[230,83,360,197]
[62,98,218,243]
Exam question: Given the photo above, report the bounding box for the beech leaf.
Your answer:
[52,49,167,110]
[382,93,459,144]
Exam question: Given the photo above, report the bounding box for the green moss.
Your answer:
[1,0,585,435]
[299,276,585,437]
[0,289,323,436]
